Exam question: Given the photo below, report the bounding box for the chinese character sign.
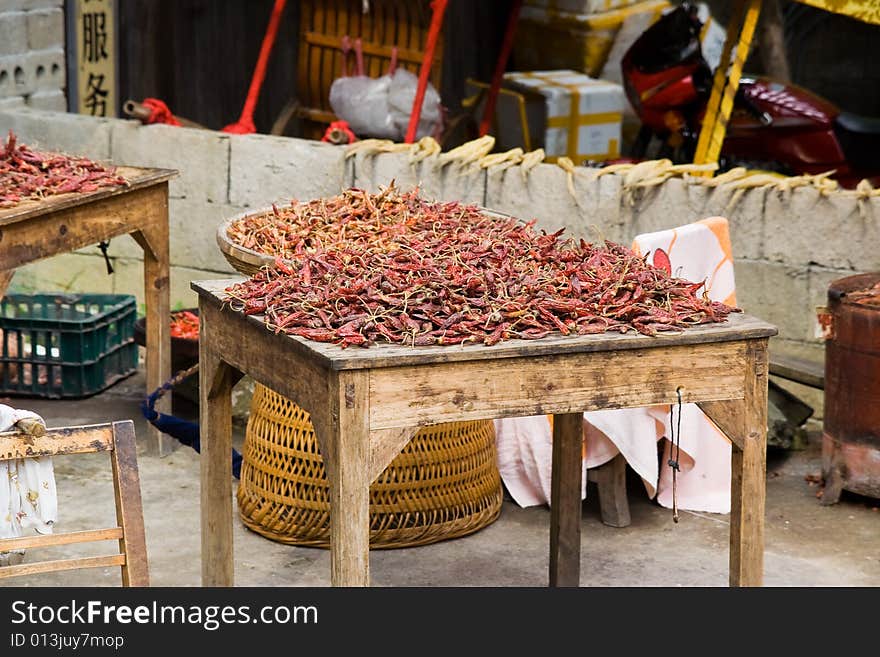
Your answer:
[74,0,116,117]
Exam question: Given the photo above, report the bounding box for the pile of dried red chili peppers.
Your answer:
[0,131,127,207]
[225,187,738,348]
[170,310,200,340]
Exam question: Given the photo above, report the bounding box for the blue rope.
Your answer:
[142,365,242,479]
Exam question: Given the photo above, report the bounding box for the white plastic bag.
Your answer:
[329,68,441,141]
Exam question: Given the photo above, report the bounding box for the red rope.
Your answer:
[142,98,181,126]
[479,0,523,137]
[223,0,287,134]
[321,120,356,144]
[404,0,448,144]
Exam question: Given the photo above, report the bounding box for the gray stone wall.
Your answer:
[0,0,66,111]
[3,107,878,415]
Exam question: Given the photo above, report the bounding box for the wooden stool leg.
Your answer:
[594,454,631,528]
[729,340,769,587]
[0,270,15,299]
[199,345,237,587]
[133,223,172,456]
[327,371,371,587]
[550,412,583,587]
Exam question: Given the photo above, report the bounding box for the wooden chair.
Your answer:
[0,420,149,586]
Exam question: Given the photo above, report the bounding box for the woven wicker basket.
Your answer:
[216,212,280,277]
[238,384,503,549]
[217,205,520,278]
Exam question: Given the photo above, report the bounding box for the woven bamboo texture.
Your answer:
[296,0,443,138]
[238,383,503,548]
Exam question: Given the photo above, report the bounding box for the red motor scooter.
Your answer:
[621,3,880,188]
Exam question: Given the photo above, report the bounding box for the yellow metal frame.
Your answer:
[692,0,763,176]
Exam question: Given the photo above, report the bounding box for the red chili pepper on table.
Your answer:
[222,186,739,349]
[170,311,200,340]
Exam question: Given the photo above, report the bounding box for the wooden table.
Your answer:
[0,167,176,454]
[194,278,777,587]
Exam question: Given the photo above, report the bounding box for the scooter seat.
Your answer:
[836,111,880,135]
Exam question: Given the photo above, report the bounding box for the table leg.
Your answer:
[198,344,236,587]
[326,370,371,587]
[550,412,584,587]
[729,340,769,587]
[0,270,15,299]
[132,223,172,456]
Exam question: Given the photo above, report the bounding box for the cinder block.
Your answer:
[111,122,230,202]
[26,88,65,111]
[702,184,767,261]
[28,47,65,92]
[627,177,710,238]
[343,155,356,188]
[0,12,28,56]
[0,49,64,96]
[9,253,116,296]
[0,95,25,109]
[486,162,624,242]
[26,8,63,51]
[0,55,24,96]
[0,107,113,159]
[167,199,246,271]
[5,1,64,9]
[763,186,880,270]
[353,151,486,205]
[735,259,810,342]
[228,133,346,207]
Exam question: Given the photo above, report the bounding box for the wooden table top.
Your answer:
[193,278,777,371]
[0,166,177,226]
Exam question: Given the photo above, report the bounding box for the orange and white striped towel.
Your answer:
[495,217,737,513]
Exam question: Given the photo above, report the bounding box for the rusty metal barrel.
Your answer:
[822,272,880,504]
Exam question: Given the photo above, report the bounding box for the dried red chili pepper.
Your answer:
[0,131,127,207]
[224,186,739,348]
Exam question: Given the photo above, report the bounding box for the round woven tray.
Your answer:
[237,384,503,549]
[216,204,519,278]
[216,211,282,277]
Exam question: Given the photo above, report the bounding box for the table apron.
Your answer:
[0,185,167,270]
[367,340,748,429]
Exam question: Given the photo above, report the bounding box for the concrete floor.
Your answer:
[2,372,878,587]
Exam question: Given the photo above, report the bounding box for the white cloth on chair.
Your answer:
[495,217,738,513]
[0,404,55,566]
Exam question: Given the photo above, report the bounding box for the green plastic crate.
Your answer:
[0,293,138,398]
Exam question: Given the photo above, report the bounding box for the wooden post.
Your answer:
[549,412,584,587]
[198,319,237,587]
[729,339,769,586]
[0,270,15,299]
[592,453,631,528]
[133,198,172,456]
[110,420,150,587]
[326,370,371,587]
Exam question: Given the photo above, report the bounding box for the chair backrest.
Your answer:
[0,420,149,586]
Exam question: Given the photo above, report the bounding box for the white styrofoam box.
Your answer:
[504,70,624,161]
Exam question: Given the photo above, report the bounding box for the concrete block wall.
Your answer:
[0,0,66,111]
[2,107,879,417]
